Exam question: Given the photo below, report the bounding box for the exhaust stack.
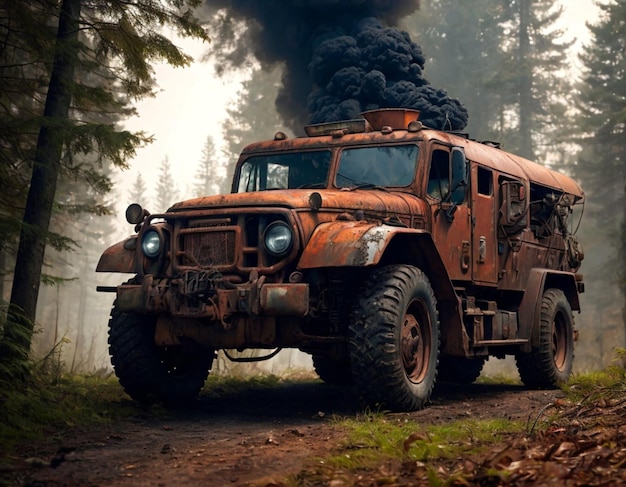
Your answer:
[361,108,421,131]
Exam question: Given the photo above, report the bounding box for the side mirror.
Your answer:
[449,148,467,204]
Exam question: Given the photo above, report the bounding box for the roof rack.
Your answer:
[304,119,370,137]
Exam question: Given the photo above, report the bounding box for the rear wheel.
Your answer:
[348,265,439,411]
[515,289,574,388]
[438,356,486,384]
[312,354,353,385]
[108,304,214,406]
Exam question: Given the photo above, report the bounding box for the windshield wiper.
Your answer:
[296,183,326,189]
[347,183,389,192]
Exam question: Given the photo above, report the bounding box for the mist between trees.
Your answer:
[1,0,624,377]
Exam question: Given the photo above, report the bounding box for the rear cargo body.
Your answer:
[97,109,584,411]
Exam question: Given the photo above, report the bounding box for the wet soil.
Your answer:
[7,379,625,486]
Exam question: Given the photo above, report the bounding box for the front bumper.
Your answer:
[115,274,309,323]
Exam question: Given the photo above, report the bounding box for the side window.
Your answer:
[450,148,467,204]
[427,147,467,204]
[477,166,493,196]
[427,149,450,200]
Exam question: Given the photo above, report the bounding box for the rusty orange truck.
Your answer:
[96,109,584,411]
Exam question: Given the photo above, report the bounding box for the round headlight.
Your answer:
[264,222,293,257]
[141,229,161,258]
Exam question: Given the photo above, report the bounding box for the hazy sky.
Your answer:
[117,0,599,215]
[119,37,244,209]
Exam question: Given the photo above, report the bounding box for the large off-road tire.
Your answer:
[438,356,486,384]
[108,304,214,406]
[312,354,353,385]
[515,289,574,388]
[348,265,440,412]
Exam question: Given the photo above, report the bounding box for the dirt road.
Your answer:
[10,379,569,486]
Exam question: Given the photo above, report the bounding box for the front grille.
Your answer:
[173,211,294,273]
[179,228,236,267]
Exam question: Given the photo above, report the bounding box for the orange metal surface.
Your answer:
[298,221,429,268]
[96,238,137,273]
[361,108,420,130]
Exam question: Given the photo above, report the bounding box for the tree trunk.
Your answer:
[2,0,81,366]
[71,257,90,372]
[623,185,626,348]
[518,1,534,159]
[0,248,7,302]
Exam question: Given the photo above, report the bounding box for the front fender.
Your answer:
[96,237,138,273]
[298,220,467,355]
[298,221,428,269]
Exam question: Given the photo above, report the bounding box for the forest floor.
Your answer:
[5,378,626,486]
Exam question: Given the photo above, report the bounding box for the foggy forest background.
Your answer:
[1,0,624,377]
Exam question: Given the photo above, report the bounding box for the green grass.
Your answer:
[200,372,295,397]
[323,410,523,471]
[476,373,523,386]
[0,370,315,456]
[286,411,522,487]
[0,372,135,454]
[564,349,626,403]
[292,354,626,485]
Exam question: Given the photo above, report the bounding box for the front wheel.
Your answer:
[108,304,214,406]
[348,265,440,411]
[515,289,574,388]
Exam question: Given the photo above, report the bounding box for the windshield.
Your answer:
[335,144,419,188]
[237,151,332,192]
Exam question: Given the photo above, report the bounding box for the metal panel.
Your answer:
[180,228,236,267]
[260,283,309,316]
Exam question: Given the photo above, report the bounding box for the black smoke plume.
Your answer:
[206,1,468,132]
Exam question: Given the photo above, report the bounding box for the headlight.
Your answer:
[141,229,161,258]
[263,221,293,257]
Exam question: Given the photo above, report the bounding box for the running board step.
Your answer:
[464,297,520,343]
[463,297,497,316]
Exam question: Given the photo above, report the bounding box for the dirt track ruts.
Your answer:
[14,380,564,486]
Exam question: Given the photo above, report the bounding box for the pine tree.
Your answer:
[154,157,180,212]
[573,0,626,348]
[404,0,506,142]
[497,0,573,160]
[193,135,226,197]
[221,66,286,185]
[407,0,573,161]
[0,0,209,380]
[129,173,149,207]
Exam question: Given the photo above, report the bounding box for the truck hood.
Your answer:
[168,189,426,216]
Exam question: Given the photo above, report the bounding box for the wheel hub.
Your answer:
[552,316,567,370]
[401,313,428,383]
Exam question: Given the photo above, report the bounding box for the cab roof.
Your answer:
[241,109,584,200]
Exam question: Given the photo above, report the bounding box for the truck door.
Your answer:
[427,145,472,282]
[471,165,498,284]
